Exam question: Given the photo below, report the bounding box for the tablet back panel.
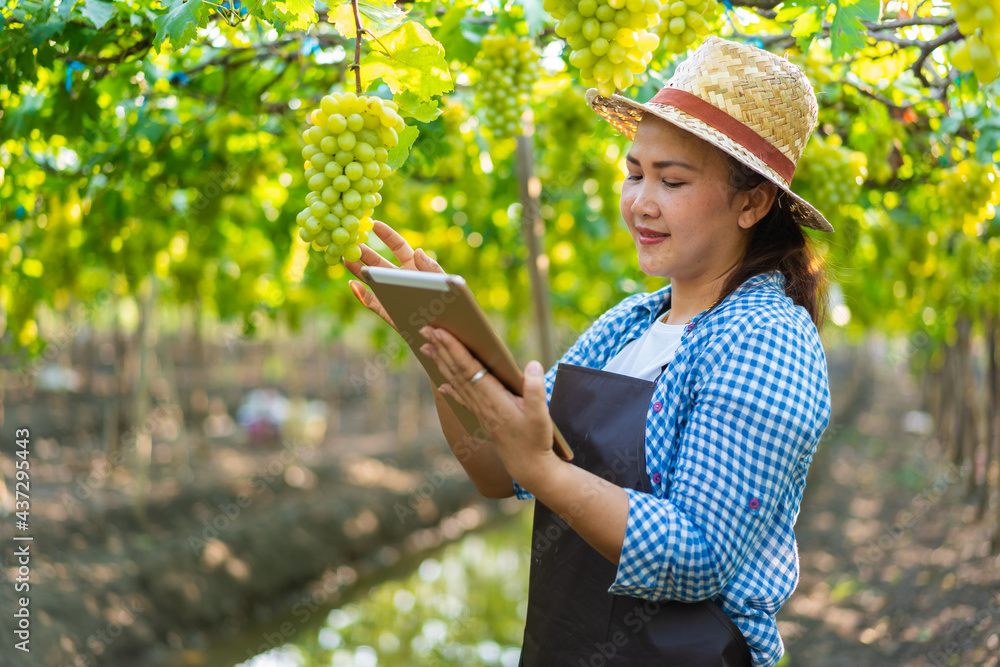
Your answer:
[361,266,572,459]
[363,271,521,435]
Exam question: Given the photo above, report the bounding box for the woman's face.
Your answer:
[619,115,759,282]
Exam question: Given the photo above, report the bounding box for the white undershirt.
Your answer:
[602,317,686,381]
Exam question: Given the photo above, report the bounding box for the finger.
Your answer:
[349,280,398,331]
[414,248,445,274]
[420,341,477,412]
[426,327,500,407]
[522,360,548,425]
[343,244,396,282]
[372,221,417,268]
[437,383,471,412]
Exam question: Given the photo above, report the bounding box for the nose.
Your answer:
[630,180,658,219]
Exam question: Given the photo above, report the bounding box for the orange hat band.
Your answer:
[648,88,797,184]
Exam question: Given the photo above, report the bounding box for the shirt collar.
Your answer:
[627,272,785,321]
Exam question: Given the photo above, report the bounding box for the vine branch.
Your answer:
[351,0,363,94]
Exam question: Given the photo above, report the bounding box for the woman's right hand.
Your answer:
[344,220,446,333]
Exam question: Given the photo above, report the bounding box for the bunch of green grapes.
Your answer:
[936,160,1000,234]
[543,0,659,96]
[794,134,867,214]
[475,35,541,139]
[298,92,405,264]
[950,0,1000,83]
[657,0,721,54]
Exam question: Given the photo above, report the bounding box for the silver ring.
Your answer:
[468,368,488,386]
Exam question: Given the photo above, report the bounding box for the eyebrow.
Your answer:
[625,154,699,172]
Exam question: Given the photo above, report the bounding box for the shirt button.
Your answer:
[652,473,662,484]
[748,497,761,511]
[652,401,663,412]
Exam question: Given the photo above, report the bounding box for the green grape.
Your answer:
[299,92,406,263]
[793,134,867,228]
[952,0,1000,82]
[544,0,657,95]
[345,162,364,181]
[936,160,1000,234]
[343,244,363,263]
[474,34,541,140]
[657,0,721,55]
[343,190,362,210]
[324,161,343,179]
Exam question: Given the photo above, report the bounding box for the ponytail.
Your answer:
[720,157,827,328]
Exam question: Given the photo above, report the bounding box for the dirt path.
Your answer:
[779,353,1000,667]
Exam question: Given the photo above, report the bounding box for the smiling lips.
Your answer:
[635,224,670,245]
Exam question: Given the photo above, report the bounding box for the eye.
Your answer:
[662,180,684,188]
[625,173,642,182]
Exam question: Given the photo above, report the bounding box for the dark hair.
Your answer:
[718,156,827,328]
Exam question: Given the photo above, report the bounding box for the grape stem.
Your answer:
[351,0,363,94]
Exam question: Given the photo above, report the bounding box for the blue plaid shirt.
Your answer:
[515,272,831,667]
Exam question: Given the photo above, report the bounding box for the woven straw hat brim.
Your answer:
[586,89,835,233]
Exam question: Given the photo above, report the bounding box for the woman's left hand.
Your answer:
[418,326,560,487]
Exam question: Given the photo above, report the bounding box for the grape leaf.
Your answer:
[774,3,808,22]
[29,19,66,46]
[830,0,880,60]
[387,124,419,170]
[328,0,407,39]
[359,21,453,101]
[516,0,545,36]
[431,2,480,64]
[58,0,79,19]
[153,0,208,49]
[790,6,822,46]
[394,90,442,122]
[81,0,115,29]
[267,0,317,31]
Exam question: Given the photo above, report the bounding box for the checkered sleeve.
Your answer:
[610,318,831,600]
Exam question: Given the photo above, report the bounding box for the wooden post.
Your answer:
[979,312,996,520]
[132,280,157,524]
[396,368,421,446]
[515,130,556,369]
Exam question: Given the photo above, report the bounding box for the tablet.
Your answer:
[361,265,573,460]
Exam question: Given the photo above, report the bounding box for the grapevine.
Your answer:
[950,0,1000,83]
[543,0,659,96]
[475,35,541,140]
[793,134,867,231]
[656,0,721,55]
[297,92,406,264]
[935,160,1000,236]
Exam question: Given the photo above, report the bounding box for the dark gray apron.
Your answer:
[519,363,752,666]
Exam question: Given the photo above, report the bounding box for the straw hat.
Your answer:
[586,36,834,233]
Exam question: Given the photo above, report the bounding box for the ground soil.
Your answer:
[778,351,1000,667]
[2,345,998,667]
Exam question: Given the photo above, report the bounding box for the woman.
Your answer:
[347,36,832,667]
